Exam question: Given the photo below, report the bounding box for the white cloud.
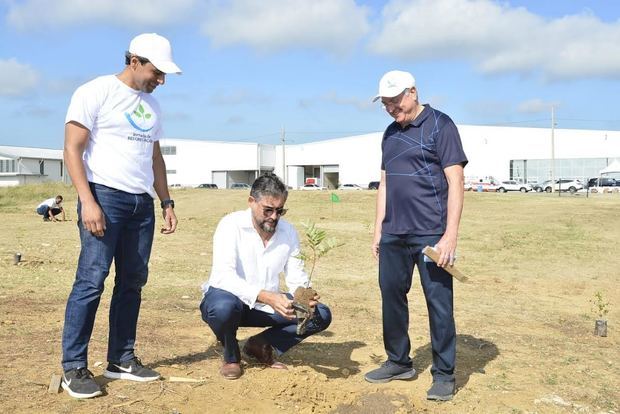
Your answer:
[209,90,273,106]
[45,77,87,94]
[225,115,245,125]
[0,58,39,96]
[18,105,54,118]
[6,0,199,29]
[299,92,374,111]
[517,99,560,114]
[322,91,374,110]
[162,111,191,122]
[369,0,620,80]
[201,0,370,53]
[425,94,448,109]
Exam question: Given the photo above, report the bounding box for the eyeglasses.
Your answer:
[262,206,287,217]
[381,89,410,110]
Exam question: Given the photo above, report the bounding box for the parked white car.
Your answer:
[538,179,584,193]
[338,184,363,190]
[496,180,532,193]
[300,184,326,190]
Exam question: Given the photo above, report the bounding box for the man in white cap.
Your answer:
[365,70,467,402]
[60,33,181,399]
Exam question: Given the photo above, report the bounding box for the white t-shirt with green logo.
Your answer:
[65,75,162,197]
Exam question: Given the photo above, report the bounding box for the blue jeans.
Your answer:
[61,183,155,371]
[200,287,332,363]
[36,205,60,219]
[379,233,455,382]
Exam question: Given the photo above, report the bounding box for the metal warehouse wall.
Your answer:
[275,133,382,188]
[459,125,620,180]
[160,139,276,187]
[162,125,620,188]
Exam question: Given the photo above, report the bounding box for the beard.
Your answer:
[258,217,278,233]
[254,217,278,233]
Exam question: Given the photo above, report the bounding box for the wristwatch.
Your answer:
[160,199,175,209]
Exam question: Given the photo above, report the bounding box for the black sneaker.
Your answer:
[427,381,456,401]
[62,367,102,399]
[364,360,416,383]
[103,357,160,382]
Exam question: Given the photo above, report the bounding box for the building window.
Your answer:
[0,159,18,173]
[60,161,63,177]
[166,170,177,174]
[161,146,177,155]
[39,160,45,175]
[513,157,609,184]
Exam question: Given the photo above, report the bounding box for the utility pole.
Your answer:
[281,126,286,186]
[550,106,556,193]
[256,143,261,179]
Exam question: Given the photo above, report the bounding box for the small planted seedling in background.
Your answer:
[591,291,610,337]
[293,221,341,335]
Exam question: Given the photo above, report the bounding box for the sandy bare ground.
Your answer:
[1,186,618,413]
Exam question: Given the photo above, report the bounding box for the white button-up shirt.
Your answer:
[201,209,309,314]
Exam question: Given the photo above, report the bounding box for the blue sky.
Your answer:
[1,0,620,149]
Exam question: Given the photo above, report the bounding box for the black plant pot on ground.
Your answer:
[594,319,608,337]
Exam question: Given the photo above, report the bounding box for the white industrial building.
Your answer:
[2,124,619,189]
[160,139,276,189]
[161,125,620,189]
[0,145,67,187]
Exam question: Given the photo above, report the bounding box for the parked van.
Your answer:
[466,176,499,192]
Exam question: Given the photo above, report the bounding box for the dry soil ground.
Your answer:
[0,185,618,414]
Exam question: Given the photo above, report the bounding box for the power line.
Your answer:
[484,119,550,126]
[557,118,620,123]
[285,130,379,135]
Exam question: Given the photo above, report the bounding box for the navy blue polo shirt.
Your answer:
[381,104,468,235]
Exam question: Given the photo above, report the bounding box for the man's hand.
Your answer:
[258,291,295,319]
[80,200,106,237]
[434,233,458,268]
[160,207,177,234]
[308,293,321,311]
[437,164,464,268]
[371,234,381,260]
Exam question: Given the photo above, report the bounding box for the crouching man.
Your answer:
[36,195,65,222]
[200,172,332,379]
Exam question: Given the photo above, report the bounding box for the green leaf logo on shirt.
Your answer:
[133,104,152,119]
[125,103,155,132]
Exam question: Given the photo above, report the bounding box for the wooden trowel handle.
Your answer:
[422,246,469,283]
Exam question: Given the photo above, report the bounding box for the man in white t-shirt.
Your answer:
[36,195,65,221]
[200,173,332,380]
[61,33,181,399]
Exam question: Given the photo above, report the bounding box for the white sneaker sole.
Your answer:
[103,370,160,382]
[61,381,102,399]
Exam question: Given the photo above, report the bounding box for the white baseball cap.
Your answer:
[372,70,415,102]
[128,33,182,74]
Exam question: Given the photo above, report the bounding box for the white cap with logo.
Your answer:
[373,70,415,102]
[129,33,182,75]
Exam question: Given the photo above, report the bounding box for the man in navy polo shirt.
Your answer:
[364,70,467,402]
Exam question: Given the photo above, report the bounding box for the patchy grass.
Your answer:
[0,186,619,413]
